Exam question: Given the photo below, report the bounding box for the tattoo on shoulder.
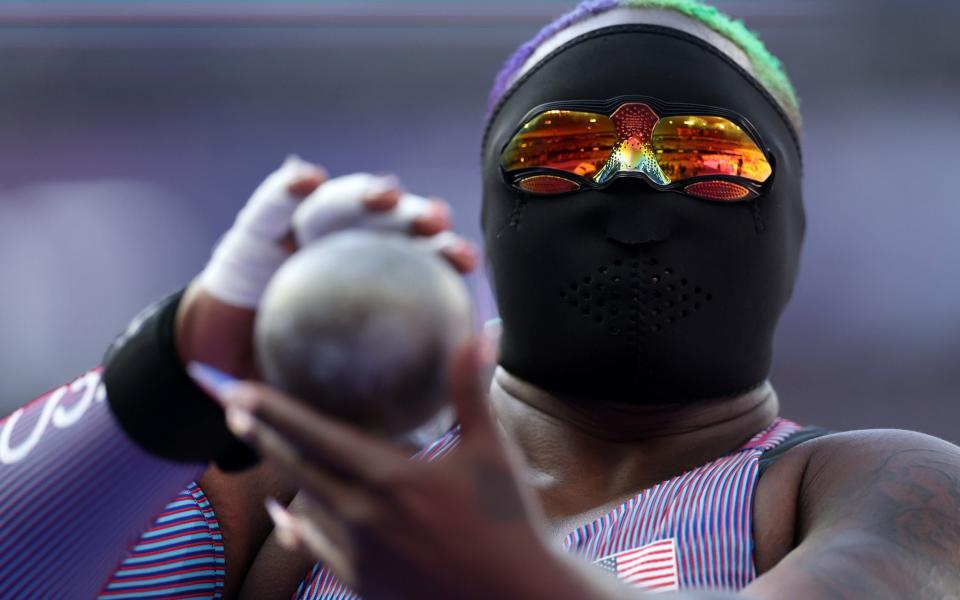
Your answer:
[798,441,960,599]
[870,447,960,563]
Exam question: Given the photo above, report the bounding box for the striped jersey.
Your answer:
[103,417,801,598]
[561,417,800,591]
[98,483,224,599]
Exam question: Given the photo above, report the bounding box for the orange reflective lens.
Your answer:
[516,174,581,194]
[651,116,772,183]
[684,180,752,201]
[499,110,617,179]
[501,101,773,201]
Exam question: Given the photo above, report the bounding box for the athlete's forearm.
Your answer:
[0,370,205,599]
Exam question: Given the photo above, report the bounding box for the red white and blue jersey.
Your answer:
[561,418,800,592]
[98,483,225,599]
[102,418,801,598]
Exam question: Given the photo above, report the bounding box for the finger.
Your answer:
[447,337,496,438]
[410,200,452,236]
[265,498,357,586]
[239,411,375,517]
[362,192,434,234]
[292,173,406,245]
[264,497,303,551]
[287,166,328,199]
[236,155,320,239]
[362,189,401,212]
[215,379,410,482]
[439,240,479,274]
[264,496,356,587]
[198,155,321,307]
[417,232,479,274]
[190,362,396,481]
[290,514,357,587]
[280,179,403,254]
[293,494,351,550]
[293,172,448,245]
[280,166,330,252]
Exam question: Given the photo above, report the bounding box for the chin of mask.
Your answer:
[481,25,805,404]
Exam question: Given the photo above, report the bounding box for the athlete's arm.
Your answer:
[207,350,960,600]
[0,372,205,599]
[0,159,475,600]
[174,163,477,597]
[744,430,960,599]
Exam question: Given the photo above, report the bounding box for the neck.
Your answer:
[489,367,779,527]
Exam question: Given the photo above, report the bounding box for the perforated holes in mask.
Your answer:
[560,258,714,338]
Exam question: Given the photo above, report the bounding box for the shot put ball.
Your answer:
[254,231,472,438]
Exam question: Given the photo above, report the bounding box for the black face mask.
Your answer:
[482,25,804,404]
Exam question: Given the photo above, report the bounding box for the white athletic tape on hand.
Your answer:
[293,173,433,246]
[199,155,316,308]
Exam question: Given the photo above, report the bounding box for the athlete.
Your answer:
[197,3,960,598]
[1,1,959,599]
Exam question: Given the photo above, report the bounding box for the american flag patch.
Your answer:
[595,538,680,592]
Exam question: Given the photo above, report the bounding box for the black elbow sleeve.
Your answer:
[102,290,258,471]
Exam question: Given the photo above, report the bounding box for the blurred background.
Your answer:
[0,0,957,441]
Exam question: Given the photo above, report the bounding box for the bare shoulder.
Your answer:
[800,427,960,463]
[755,428,960,593]
[796,429,960,553]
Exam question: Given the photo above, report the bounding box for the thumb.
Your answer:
[448,336,495,438]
